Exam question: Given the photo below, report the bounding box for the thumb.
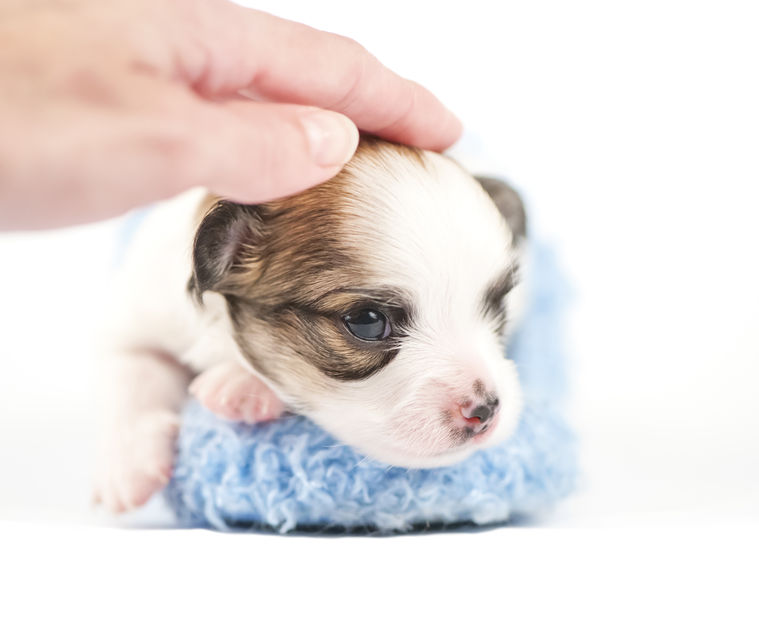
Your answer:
[187,100,359,202]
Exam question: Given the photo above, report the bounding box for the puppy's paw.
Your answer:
[93,410,179,513]
[188,363,285,423]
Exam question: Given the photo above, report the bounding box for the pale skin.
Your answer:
[0,0,460,510]
[0,0,461,230]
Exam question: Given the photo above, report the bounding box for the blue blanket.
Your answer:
[165,240,576,533]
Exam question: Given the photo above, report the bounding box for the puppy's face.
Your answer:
[192,138,527,467]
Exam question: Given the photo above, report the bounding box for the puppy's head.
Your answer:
[191,137,527,467]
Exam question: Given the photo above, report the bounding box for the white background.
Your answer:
[1,0,757,628]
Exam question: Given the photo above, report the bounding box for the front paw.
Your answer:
[188,363,285,423]
[93,410,179,513]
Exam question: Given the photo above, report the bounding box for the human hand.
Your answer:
[0,0,461,230]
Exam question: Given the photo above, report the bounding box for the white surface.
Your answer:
[1,0,757,628]
[1,521,756,630]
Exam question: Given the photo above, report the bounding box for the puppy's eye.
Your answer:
[342,309,390,341]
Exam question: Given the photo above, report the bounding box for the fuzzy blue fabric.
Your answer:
[165,240,576,534]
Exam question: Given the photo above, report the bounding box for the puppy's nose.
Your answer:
[461,398,500,426]
[467,403,496,424]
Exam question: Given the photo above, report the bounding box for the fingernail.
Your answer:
[300,109,359,167]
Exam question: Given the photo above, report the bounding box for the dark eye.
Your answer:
[342,309,391,341]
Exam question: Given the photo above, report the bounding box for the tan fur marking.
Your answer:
[216,136,430,307]
[195,136,428,381]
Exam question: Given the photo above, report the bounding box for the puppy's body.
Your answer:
[96,139,527,511]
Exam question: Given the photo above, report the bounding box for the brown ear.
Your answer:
[475,176,527,244]
[189,200,265,302]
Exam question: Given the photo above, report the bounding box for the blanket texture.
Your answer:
[165,240,576,534]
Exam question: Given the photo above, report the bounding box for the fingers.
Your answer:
[1,83,358,228]
[170,1,461,152]
[181,98,359,203]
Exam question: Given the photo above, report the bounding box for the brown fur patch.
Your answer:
[351,134,427,169]
[191,136,425,382]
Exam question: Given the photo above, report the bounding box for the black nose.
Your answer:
[468,399,499,424]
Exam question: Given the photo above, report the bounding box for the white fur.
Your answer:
[285,151,524,466]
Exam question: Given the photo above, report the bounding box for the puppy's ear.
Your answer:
[475,177,527,244]
[189,200,265,303]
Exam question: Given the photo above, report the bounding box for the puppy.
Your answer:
[95,137,527,512]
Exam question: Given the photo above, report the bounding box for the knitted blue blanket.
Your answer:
[165,240,576,533]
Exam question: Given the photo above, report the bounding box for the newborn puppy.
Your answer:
[95,137,527,512]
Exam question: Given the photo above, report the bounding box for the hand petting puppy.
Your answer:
[0,0,461,230]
